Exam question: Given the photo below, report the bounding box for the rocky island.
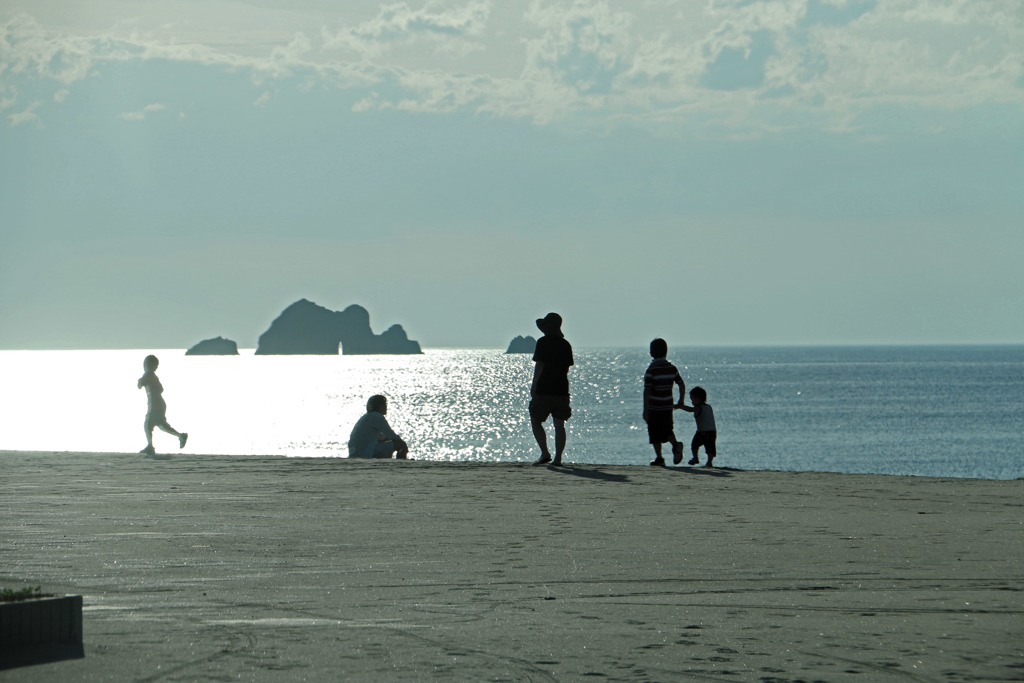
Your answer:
[185,337,239,355]
[505,335,537,354]
[255,299,421,355]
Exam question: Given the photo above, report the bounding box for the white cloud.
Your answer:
[791,0,1024,126]
[351,91,380,112]
[117,102,167,121]
[322,0,491,59]
[0,13,96,84]
[521,0,634,91]
[53,88,68,102]
[8,100,42,127]
[1,1,1022,135]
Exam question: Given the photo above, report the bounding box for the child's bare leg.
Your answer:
[158,423,182,438]
[141,422,156,453]
[703,440,716,468]
[157,424,189,448]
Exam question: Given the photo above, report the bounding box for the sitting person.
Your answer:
[347,395,409,459]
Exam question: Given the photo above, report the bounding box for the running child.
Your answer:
[137,354,188,455]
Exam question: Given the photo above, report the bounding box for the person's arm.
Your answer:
[644,365,665,419]
[642,370,654,420]
[531,362,544,398]
[679,403,695,413]
[372,413,401,442]
[675,374,686,409]
[382,418,408,458]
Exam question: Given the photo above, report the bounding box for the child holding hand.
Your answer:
[680,386,716,468]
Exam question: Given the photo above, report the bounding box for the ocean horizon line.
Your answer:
[2,341,1023,353]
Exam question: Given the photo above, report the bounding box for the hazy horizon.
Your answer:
[6,335,1024,352]
[3,1,1022,350]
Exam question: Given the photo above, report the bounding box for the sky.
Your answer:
[1,0,1022,349]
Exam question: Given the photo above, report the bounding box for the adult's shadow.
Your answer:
[549,465,630,483]
[664,466,736,478]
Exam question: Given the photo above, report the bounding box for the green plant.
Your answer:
[0,586,51,603]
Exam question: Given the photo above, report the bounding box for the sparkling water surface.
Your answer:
[1,346,1021,479]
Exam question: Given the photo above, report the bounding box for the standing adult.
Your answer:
[529,312,574,466]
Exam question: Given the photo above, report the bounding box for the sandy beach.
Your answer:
[1,451,1021,682]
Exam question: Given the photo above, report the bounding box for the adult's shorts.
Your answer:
[646,410,675,444]
[529,395,572,422]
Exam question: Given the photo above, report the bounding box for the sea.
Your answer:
[0,346,1021,480]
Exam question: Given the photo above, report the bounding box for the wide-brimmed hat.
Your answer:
[535,312,563,335]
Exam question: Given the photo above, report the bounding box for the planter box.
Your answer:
[0,595,82,647]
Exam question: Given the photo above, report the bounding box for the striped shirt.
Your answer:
[644,359,684,412]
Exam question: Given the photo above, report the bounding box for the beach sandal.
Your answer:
[672,442,684,465]
[532,455,552,466]
[688,456,699,466]
[650,457,666,467]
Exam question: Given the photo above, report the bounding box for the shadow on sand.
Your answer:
[664,465,737,478]
[142,452,174,461]
[540,464,740,482]
[548,465,631,483]
[0,643,85,671]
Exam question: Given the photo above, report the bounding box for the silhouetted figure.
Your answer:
[529,313,574,466]
[348,395,409,459]
[680,386,717,467]
[137,355,188,455]
[644,338,686,467]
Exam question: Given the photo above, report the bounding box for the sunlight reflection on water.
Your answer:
[2,346,1022,478]
[0,349,607,461]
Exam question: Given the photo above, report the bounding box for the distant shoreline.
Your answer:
[2,450,1019,482]
[2,342,1023,353]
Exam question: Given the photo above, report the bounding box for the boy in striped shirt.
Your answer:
[643,338,686,466]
